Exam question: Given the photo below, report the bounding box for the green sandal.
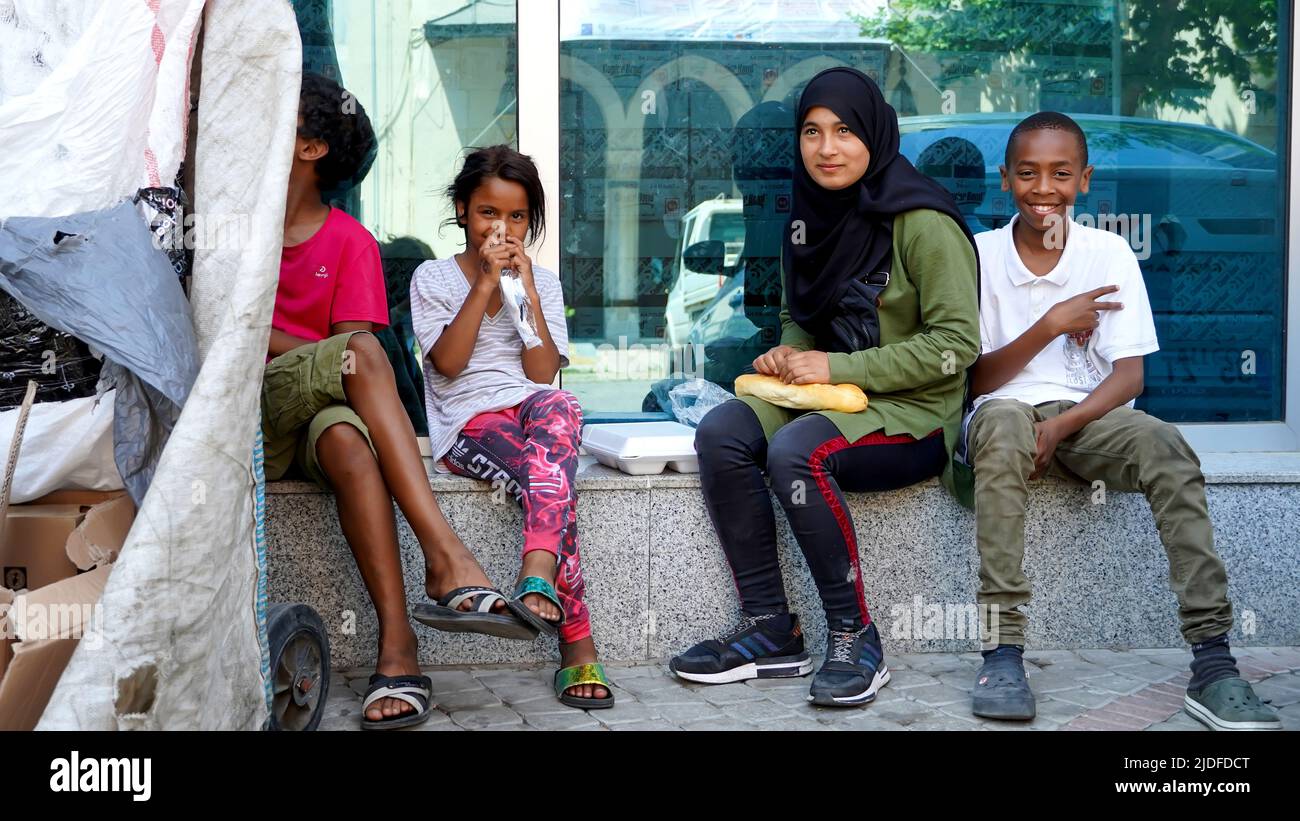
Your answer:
[555,662,615,710]
[506,575,565,636]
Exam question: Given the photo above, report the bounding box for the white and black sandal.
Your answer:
[413,586,539,641]
[360,674,435,731]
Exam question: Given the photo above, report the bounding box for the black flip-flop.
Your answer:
[413,586,538,641]
[360,673,435,730]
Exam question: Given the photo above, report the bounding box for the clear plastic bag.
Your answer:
[667,378,734,428]
[499,272,541,349]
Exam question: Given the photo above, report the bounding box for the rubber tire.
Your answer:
[266,603,331,731]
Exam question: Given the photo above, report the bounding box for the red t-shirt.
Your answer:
[273,208,389,342]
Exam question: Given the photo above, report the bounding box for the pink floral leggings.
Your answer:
[442,389,589,643]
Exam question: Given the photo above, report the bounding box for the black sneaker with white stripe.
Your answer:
[808,622,890,707]
[669,613,813,684]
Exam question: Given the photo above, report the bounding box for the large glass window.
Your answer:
[558,0,1289,423]
[294,0,518,434]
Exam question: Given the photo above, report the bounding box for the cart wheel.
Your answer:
[266,603,330,731]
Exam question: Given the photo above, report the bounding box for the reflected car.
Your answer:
[664,197,745,347]
[688,273,752,349]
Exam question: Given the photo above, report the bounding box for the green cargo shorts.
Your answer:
[261,331,376,489]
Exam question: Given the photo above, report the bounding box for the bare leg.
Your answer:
[315,423,420,721]
[340,333,501,610]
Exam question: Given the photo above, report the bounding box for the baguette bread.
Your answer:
[734,373,868,413]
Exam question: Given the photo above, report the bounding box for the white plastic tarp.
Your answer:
[0,393,119,504]
[0,0,205,216]
[0,0,302,730]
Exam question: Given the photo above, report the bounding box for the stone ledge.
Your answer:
[1186,451,1300,483]
[268,465,1300,668]
[266,451,1300,496]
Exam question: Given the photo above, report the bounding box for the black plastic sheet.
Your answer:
[0,291,102,409]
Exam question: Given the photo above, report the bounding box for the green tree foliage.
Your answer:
[858,0,1277,115]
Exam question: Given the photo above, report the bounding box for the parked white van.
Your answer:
[663,197,743,347]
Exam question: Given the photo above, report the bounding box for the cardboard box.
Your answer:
[27,489,127,507]
[0,564,111,730]
[0,493,133,730]
[64,494,134,570]
[1,506,85,593]
[0,494,132,591]
[0,639,78,730]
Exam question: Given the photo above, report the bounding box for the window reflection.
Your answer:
[560,0,1286,422]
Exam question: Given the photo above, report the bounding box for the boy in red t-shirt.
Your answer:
[262,74,533,729]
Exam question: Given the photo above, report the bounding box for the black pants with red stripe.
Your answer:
[695,399,946,631]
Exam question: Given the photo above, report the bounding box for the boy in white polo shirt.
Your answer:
[965,112,1278,730]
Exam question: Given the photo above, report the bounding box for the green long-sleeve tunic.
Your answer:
[736,208,980,501]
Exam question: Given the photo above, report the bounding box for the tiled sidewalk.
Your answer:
[319,646,1300,731]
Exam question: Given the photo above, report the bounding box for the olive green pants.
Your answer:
[968,399,1232,647]
[261,331,376,489]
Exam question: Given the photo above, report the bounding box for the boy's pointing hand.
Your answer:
[1043,284,1123,337]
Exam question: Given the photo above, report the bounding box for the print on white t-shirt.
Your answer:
[1063,331,1104,389]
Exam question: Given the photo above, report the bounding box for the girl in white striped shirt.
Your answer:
[410,146,612,709]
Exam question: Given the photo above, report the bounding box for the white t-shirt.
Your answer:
[410,257,569,466]
[973,216,1159,410]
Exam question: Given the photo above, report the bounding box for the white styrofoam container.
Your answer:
[581,422,699,475]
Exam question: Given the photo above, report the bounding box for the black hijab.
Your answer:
[783,67,976,341]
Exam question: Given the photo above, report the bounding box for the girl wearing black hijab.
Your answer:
[670,67,980,707]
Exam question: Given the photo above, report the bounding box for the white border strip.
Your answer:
[1283,0,1299,451]
[517,0,560,275]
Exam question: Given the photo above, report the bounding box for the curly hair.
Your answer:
[298,73,376,191]
[443,145,547,245]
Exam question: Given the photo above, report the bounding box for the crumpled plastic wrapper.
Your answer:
[133,183,192,285]
[499,270,542,349]
[668,378,736,427]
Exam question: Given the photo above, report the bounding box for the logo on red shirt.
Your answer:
[315,266,329,279]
